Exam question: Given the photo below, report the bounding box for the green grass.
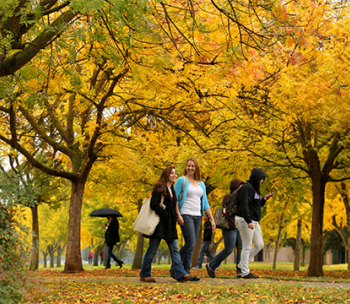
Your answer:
[151,261,349,271]
[39,261,349,272]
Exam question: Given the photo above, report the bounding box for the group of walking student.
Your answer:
[139,158,273,282]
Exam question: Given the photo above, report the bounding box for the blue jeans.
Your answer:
[180,215,202,273]
[140,238,187,280]
[106,244,121,269]
[196,241,215,268]
[209,228,242,274]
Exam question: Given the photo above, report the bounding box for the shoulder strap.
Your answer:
[182,176,186,191]
[178,176,187,203]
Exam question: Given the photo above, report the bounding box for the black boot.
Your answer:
[116,259,124,269]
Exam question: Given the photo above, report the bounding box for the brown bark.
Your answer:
[132,200,144,269]
[297,121,332,277]
[132,232,145,269]
[63,181,86,272]
[272,201,288,270]
[48,244,56,268]
[335,182,350,269]
[273,224,283,270]
[294,219,302,271]
[307,174,326,277]
[348,213,350,270]
[0,6,78,77]
[42,249,48,268]
[210,231,224,255]
[191,223,202,268]
[93,243,105,266]
[56,242,66,268]
[29,205,39,271]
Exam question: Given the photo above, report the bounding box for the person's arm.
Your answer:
[200,182,210,211]
[176,203,184,226]
[204,208,216,231]
[174,177,183,202]
[238,186,253,225]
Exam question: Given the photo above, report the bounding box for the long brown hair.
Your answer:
[153,166,175,196]
[182,158,201,181]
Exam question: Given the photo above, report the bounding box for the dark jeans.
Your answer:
[140,238,187,280]
[105,244,121,269]
[209,228,242,274]
[196,241,215,268]
[179,215,202,273]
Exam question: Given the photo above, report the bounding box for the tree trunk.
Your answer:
[307,175,326,277]
[301,245,306,267]
[63,180,86,272]
[56,242,66,268]
[348,212,350,270]
[191,223,202,268]
[339,182,350,270]
[29,205,39,271]
[132,200,144,269]
[272,201,288,270]
[48,244,56,268]
[273,224,283,270]
[158,252,164,264]
[132,232,145,269]
[210,230,224,254]
[294,219,302,271]
[103,247,107,267]
[94,243,104,266]
[43,250,48,268]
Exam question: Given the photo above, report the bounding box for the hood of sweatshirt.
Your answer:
[247,168,266,191]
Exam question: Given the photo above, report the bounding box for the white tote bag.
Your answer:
[133,195,165,236]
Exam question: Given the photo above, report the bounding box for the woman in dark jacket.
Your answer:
[105,216,124,269]
[206,179,243,278]
[140,166,196,283]
[235,168,273,279]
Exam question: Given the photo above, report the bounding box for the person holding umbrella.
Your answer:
[89,207,124,269]
[105,215,124,269]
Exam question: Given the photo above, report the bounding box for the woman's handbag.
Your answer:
[133,195,165,236]
[213,207,231,230]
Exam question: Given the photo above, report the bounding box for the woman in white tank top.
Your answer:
[173,158,216,276]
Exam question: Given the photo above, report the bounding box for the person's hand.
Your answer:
[211,220,216,231]
[264,192,274,200]
[248,223,254,229]
[177,215,184,226]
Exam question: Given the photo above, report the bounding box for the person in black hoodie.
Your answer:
[235,168,273,279]
[139,166,196,283]
[105,216,124,269]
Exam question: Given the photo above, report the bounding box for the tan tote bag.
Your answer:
[133,195,165,236]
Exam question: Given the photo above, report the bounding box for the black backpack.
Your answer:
[223,187,241,229]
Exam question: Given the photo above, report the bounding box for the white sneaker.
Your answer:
[192,266,202,269]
